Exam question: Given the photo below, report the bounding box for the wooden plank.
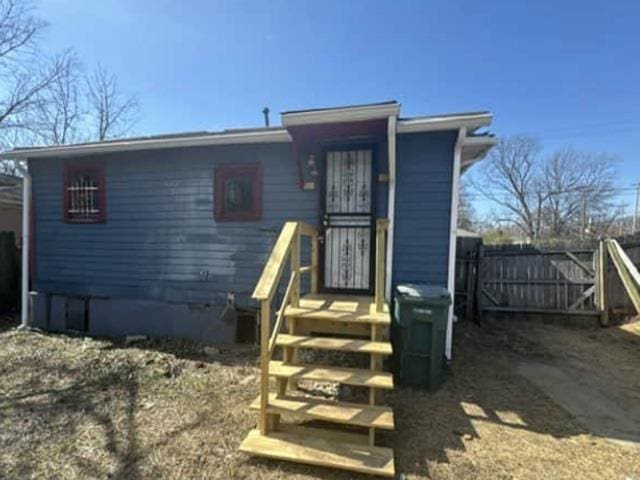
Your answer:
[607,240,640,314]
[298,222,316,238]
[249,394,394,429]
[269,361,394,389]
[239,428,395,478]
[284,294,390,325]
[310,232,318,294]
[290,231,300,308]
[481,288,500,306]
[612,239,640,288]
[568,285,595,311]
[252,222,298,301]
[268,272,298,356]
[277,423,368,445]
[275,334,392,355]
[564,251,593,277]
[294,318,373,337]
[481,306,600,316]
[259,299,271,434]
[375,219,388,313]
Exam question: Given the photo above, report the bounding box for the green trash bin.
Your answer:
[392,284,451,391]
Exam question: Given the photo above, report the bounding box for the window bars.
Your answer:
[67,173,100,219]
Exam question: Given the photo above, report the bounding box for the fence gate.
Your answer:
[479,246,598,315]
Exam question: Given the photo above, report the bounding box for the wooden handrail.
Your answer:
[375,219,390,313]
[255,221,318,434]
[252,222,298,302]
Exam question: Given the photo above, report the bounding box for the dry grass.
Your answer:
[0,313,639,479]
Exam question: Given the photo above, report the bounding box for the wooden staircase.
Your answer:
[239,220,396,478]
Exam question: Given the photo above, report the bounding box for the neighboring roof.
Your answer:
[6,101,494,160]
[457,228,481,238]
[0,174,22,207]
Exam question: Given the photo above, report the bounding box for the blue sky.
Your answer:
[38,0,640,213]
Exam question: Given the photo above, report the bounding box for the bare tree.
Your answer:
[470,136,546,240]
[0,0,79,174]
[85,64,138,140]
[458,179,477,231]
[541,149,616,238]
[30,51,82,145]
[471,136,619,242]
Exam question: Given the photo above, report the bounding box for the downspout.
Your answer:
[445,127,466,360]
[385,115,397,300]
[20,168,31,328]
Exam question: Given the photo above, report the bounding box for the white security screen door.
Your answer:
[322,149,374,292]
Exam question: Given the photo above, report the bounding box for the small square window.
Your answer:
[214,164,262,221]
[64,165,106,223]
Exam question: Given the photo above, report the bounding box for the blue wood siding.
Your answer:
[392,131,456,288]
[31,143,317,307]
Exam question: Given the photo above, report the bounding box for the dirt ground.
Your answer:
[0,313,639,480]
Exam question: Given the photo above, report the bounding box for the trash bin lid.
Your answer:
[395,283,452,306]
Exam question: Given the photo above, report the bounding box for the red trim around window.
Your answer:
[63,164,107,223]
[214,164,262,221]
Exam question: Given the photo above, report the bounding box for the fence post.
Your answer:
[597,240,609,326]
[475,243,485,322]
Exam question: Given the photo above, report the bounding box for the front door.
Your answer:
[320,147,375,294]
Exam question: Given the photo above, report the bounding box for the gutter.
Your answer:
[445,127,467,360]
[397,112,492,134]
[20,171,31,328]
[385,115,397,300]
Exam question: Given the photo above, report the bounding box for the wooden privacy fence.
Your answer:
[455,234,640,322]
[480,245,598,315]
[0,231,20,312]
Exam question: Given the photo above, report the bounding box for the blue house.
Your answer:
[11,101,494,476]
[11,101,493,353]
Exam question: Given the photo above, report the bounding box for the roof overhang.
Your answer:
[6,104,495,161]
[282,102,401,127]
[397,112,492,134]
[6,128,292,159]
[461,135,497,172]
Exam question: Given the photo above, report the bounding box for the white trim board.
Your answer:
[397,113,492,134]
[8,129,293,159]
[385,115,397,301]
[282,103,401,127]
[445,127,467,361]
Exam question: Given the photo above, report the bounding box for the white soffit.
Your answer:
[461,135,497,168]
[397,112,493,134]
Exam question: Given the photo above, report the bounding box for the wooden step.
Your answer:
[250,393,395,429]
[269,361,394,389]
[239,427,395,477]
[275,334,392,355]
[283,294,391,325]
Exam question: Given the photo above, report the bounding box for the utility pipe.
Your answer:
[445,127,466,360]
[385,115,397,300]
[20,170,31,328]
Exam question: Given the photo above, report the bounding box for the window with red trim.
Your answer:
[63,165,106,223]
[214,164,262,221]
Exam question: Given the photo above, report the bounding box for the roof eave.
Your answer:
[7,129,292,159]
[282,102,401,127]
[461,135,497,173]
[397,112,493,134]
